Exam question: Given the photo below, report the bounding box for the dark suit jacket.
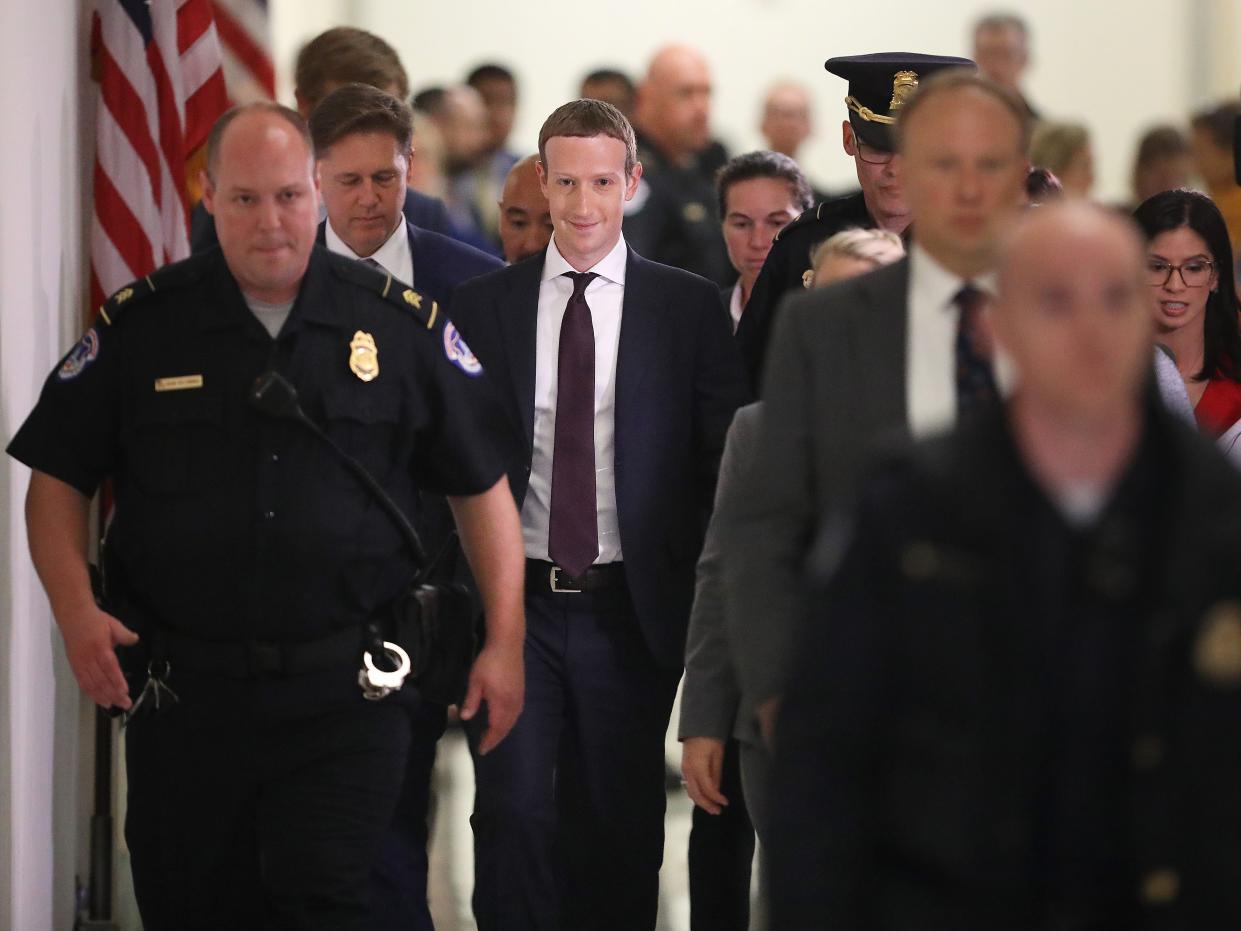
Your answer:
[450,247,749,669]
[768,404,1241,929]
[313,218,501,308]
[189,188,455,254]
[723,256,910,718]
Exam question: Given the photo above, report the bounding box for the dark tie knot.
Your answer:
[954,283,985,316]
[563,271,599,300]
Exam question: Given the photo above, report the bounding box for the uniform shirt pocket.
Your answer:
[126,389,226,497]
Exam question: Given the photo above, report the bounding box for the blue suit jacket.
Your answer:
[190,188,456,254]
[314,217,501,308]
[449,247,750,668]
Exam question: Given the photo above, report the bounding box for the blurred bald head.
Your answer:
[635,44,713,161]
[436,85,491,171]
[761,82,813,159]
[995,202,1152,425]
[498,154,552,264]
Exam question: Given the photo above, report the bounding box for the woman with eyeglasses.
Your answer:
[1133,188,1241,438]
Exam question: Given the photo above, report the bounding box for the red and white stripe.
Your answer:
[90,0,228,309]
[211,0,275,105]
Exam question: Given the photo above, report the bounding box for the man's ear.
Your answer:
[535,158,548,196]
[841,120,857,157]
[404,149,416,186]
[200,170,216,215]
[625,161,644,201]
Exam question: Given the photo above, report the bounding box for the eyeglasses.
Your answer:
[856,142,894,166]
[1146,258,1215,288]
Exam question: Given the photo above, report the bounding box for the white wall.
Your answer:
[271,0,1241,205]
[0,1,92,929]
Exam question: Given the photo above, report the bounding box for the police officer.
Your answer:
[623,44,734,287]
[735,52,972,387]
[7,102,525,930]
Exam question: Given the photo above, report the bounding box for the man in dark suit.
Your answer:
[190,26,456,253]
[722,71,1031,810]
[306,82,500,931]
[450,99,748,931]
[769,200,1241,929]
[309,84,500,302]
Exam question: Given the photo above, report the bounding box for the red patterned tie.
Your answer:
[548,272,599,579]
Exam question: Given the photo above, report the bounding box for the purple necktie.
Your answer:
[954,284,998,416]
[548,271,599,579]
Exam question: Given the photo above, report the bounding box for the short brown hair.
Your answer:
[894,70,1031,156]
[715,150,814,218]
[206,102,310,182]
[538,99,638,174]
[308,83,414,158]
[294,27,409,112]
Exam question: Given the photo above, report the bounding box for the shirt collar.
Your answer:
[325,217,409,276]
[909,242,997,310]
[542,234,628,286]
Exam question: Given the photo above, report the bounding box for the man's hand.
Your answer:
[460,639,524,755]
[60,605,138,710]
[757,695,782,751]
[681,736,729,815]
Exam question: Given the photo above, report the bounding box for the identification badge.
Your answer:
[154,374,204,392]
[349,330,379,382]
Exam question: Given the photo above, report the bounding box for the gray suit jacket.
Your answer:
[679,401,762,744]
[722,257,912,721]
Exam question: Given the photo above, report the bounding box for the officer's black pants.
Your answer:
[124,665,412,931]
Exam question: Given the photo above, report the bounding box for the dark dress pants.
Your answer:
[469,585,681,931]
[688,736,755,930]
[124,665,411,931]
[368,698,449,931]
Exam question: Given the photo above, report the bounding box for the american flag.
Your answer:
[89,0,229,310]
[211,0,276,105]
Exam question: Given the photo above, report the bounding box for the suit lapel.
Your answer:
[406,222,443,298]
[613,249,659,478]
[496,256,543,450]
[853,257,911,437]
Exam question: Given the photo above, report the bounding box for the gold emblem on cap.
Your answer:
[403,289,422,310]
[113,286,135,304]
[889,70,919,111]
[1194,600,1241,686]
[349,330,379,382]
[683,202,708,223]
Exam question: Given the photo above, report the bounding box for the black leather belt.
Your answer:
[526,559,627,594]
[157,625,365,679]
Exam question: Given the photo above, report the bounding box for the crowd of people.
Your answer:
[10,8,1241,931]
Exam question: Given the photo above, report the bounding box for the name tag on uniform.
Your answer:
[154,374,204,392]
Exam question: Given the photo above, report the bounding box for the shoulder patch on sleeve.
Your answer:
[442,321,483,376]
[57,326,102,380]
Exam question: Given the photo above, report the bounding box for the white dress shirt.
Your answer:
[728,282,744,334]
[905,243,1010,438]
[522,234,628,563]
[325,218,414,287]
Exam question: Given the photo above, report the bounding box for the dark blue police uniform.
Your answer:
[7,245,506,930]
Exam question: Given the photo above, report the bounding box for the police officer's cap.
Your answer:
[826,53,976,151]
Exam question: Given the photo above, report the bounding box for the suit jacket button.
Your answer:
[1131,735,1164,771]
[1140,868,1180,906]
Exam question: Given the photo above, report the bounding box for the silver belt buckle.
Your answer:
[549,566,582,594]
